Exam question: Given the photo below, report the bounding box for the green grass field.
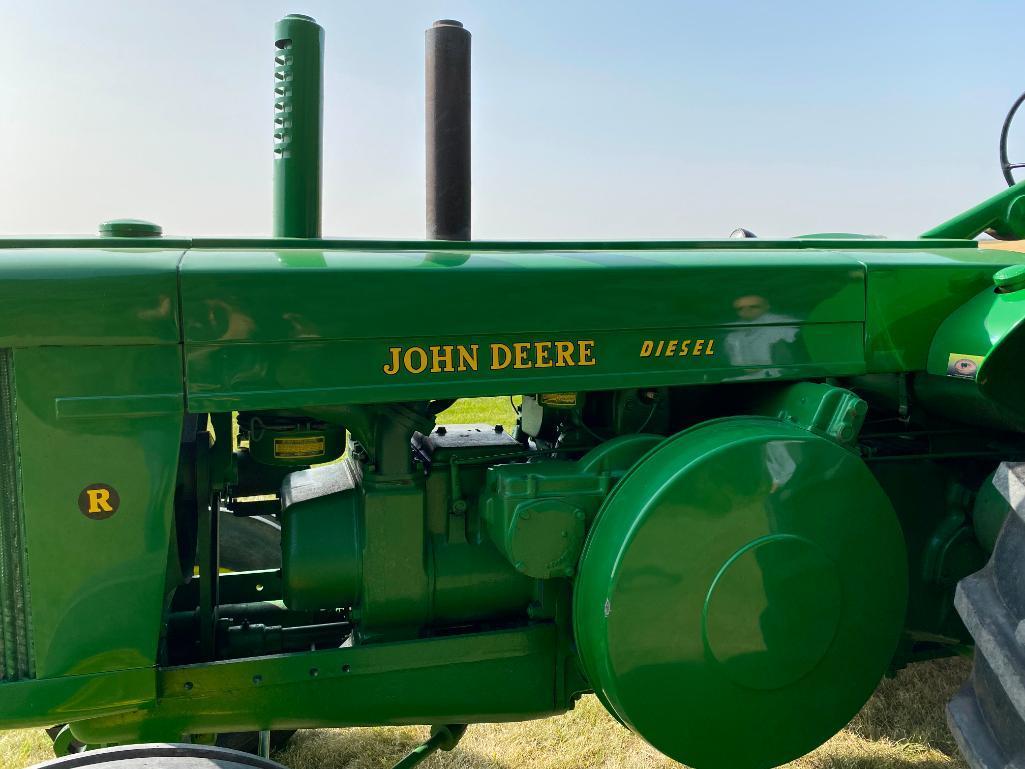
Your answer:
[0,398,974,769]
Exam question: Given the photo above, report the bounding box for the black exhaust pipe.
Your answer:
[426,20,471,241]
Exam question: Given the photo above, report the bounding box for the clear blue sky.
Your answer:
[2,0,1024,239]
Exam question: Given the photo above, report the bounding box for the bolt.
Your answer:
[436,426,447,436]
[309,668,319,677]
[515,561,526,572]
[576,510,585,520]
[495,424,504,433]
[252,675,263,685]
[564,566,574,577]
[184,681,193,691]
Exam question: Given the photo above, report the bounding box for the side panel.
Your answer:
[181,248,866,409]
[0,249,182,346]
[12,345,183,679]
[186,324,866,411]
[862,247,1022,372]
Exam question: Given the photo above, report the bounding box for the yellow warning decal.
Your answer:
[540,392,578,408]
[946,353,984,380]
[274,436,326,459]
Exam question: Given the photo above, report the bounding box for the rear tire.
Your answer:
[948,463,1025,768]
[218,508,281,572]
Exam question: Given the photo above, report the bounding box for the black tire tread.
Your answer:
[949,463,1025,769]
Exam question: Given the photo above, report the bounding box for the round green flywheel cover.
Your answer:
[573,417,908,769]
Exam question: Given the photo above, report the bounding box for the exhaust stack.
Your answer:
[272,14,324,238]
[426,20,471,241]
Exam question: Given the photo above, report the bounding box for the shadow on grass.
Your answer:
[274,727,510,769]
[849,657,970,760]
[271,658,974,769]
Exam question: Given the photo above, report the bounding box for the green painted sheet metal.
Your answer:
[71,624,560,744]
[13,346,183,678]
[180,247,867,409]
[858,246,1025,372]
[574,416,907,769]
[180,248,867,342]
[0,666,155,730]
[185,323,867,412]
[0,235,974,251]
[0,248,183,346]
[912,273,1025,431]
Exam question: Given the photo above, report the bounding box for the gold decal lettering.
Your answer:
[382,338,613,375]
[491,343,512,370]
[578,340,596,366]
[640,340,653,357]
[555,341,575,367]
[383,347,402,375]
[430,345,455,373]
[87,489,113,514]
[404,346,428,374]
[535,342,553,368]
[513,342,532,369]
[457,344,479,371]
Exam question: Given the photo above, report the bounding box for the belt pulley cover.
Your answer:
[573,417,908,769]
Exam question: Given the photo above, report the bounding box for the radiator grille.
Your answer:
[0,350,32,680]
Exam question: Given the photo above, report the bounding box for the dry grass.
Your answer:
[269,657,971,769]
[0,400,974,769]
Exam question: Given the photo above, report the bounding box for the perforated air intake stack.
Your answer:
[272,14,324,238]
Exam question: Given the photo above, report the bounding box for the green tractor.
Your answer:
[3,13,1025,769]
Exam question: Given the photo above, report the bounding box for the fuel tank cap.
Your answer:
[98,219,162,238]
[994,263,1025,292]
